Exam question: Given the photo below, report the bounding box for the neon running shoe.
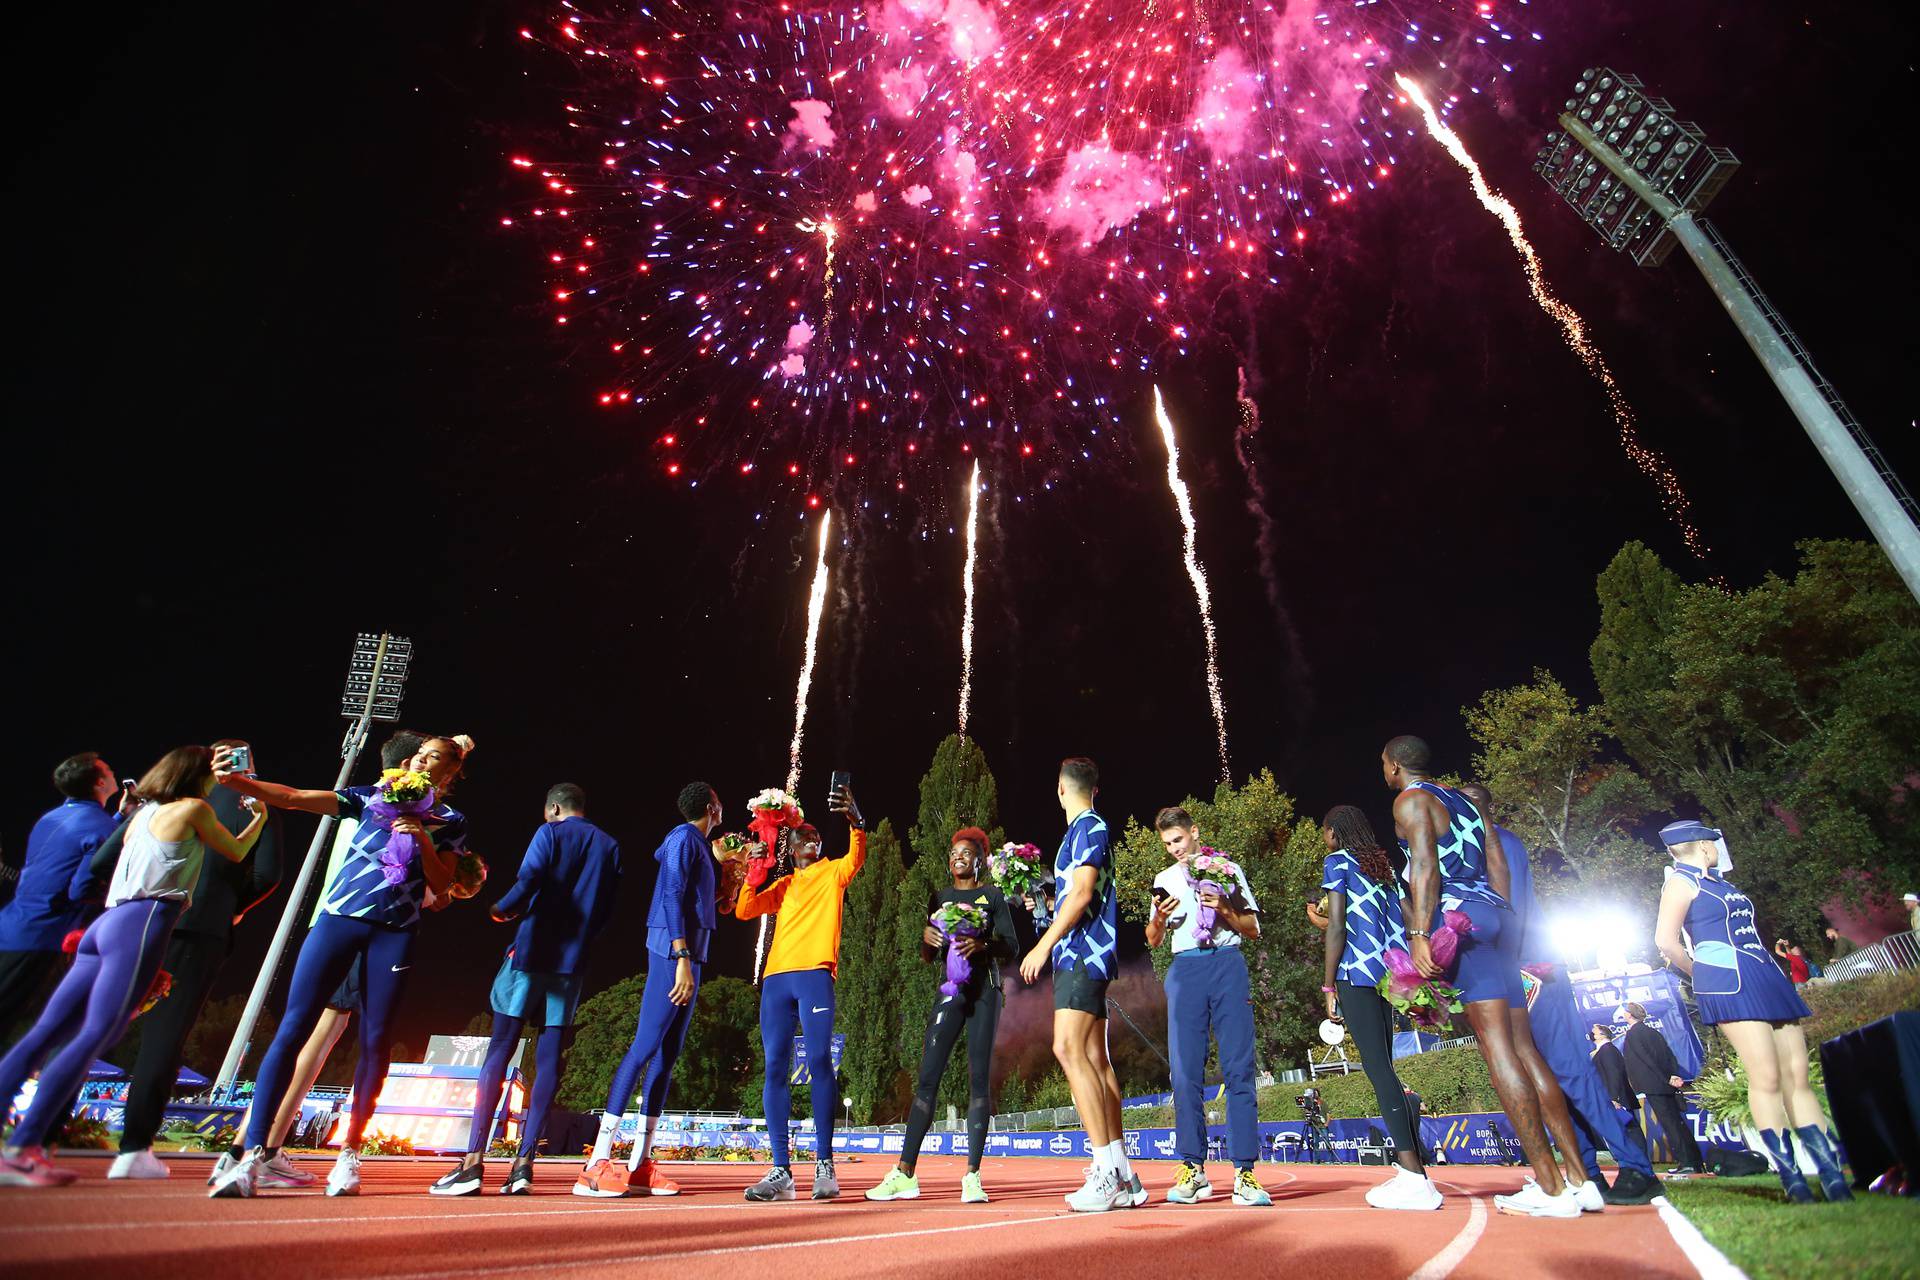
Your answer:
[864,1168,920,1201]
[630,1158,680,1197]
[573,1158,629,1198]
[1233,1170,1272,1207]
[1167,1161,1213,1204]
[960,1170,989,1204]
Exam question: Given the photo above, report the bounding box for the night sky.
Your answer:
[6,2,1913,1061]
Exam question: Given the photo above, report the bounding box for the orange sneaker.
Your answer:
[631,1159,681,1197]
[571,1159,630,1198]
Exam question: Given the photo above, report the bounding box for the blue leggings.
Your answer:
[605,959,703,1119]
[0,899,180,1149]
[1528,965,1654,1178]
[247,914,414,1149]
[760,969,836,1167]
[466,1015,569,1157]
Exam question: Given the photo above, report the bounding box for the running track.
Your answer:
[0,1155,1710,1279]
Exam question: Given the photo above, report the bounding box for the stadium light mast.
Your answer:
[213,632,413,1096]
[1536,68,1920,602]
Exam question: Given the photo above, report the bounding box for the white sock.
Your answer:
[590,1112,624,1166]
[1107,1140,1133,1181]
[627,1116,659,1171]
[1091,1144,1114,1172]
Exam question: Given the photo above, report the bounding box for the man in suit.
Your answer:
[104,738,283,1179]
[1621,1002,1704,1173]
[1587,1025,1649,1156]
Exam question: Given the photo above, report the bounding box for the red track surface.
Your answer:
[0,1154,1704,1279]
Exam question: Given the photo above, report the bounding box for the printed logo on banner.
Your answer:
[1154,1132,1177,1156]
[1012,1136,1043,1152]
[882,1135,904,1152]
[988,1134,1011,1152]
[1049,1133,1076,1155]
[1122,1131,1141,1157]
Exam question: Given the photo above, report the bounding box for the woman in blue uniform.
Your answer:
[1653,820,1850,1204]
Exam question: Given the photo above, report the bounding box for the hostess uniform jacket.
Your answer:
[735,829,867,979]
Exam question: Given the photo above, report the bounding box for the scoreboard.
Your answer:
[334,1062,524,1155]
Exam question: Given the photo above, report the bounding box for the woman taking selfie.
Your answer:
[0,746,266,1187]
[866,827,1017,1205]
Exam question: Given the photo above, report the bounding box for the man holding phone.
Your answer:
[1145,807,1267,1206]
[736,777,865,1202]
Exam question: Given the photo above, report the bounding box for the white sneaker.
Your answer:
[326,1150,362,1197]
[1125,1170,1147,1207]
[1065,1165,1127,1213]
[207,1151,236,1187]
[209,1148,264,1199]
[1365,1167,1444,1211]
[1573,1178,1605,1213]
[109,1150,170,1180]
[259,1152,317,1188]
[1494,1179,1582,1219]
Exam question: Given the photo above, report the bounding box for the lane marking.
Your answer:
[1653,1197,1751,1280]
[1406,1182,1488,1280]
[384,1211,1119,1278]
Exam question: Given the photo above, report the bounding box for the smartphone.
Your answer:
[225,745,253,775]
[119,778,138,792]
[829,770,851,801]
[1151,886,1171,904]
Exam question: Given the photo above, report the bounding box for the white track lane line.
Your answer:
[1406,1182,1489,1280]
[1653,1197,1751,1280]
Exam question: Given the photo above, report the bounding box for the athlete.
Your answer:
[866,827,1017,1204]
[1383,735,1590,1220]
[1019,756,1143,1213]
[1654,820,1850,1203]
[1458,784,1661,1207]
[0,747,266,1187]
[434,782,622,1196]
[1318,804,1439,1210]
[737,783,866,1202]
[1147,807,1269,1207]
[573,781,721,1199]
[211,735,473,1198]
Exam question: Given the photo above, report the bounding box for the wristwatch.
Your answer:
[669,947,693,960]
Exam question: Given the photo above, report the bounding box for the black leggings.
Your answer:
[1337,980,1422,1168]
[901,981,1001,1172]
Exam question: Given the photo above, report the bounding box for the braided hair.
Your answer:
[1323,805,1396,888]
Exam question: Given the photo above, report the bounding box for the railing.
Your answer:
[1821,930,1920,983]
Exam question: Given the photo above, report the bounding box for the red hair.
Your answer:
[951,827,989,854]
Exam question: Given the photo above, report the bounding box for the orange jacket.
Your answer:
[735,829,866,979]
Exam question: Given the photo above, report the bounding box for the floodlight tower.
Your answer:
[213,632,413,1096]
[1535,68,1920,602]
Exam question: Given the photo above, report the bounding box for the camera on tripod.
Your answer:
[1294,1087,1328,1126]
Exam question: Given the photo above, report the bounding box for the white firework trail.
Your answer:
[958,461,981,738]
[1152,385,1230,784]
[1394,75,1709,561]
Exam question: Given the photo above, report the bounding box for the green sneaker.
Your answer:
[1167,1160,1213,1204]
[960,1170,989,1203]
[1233,1169,1272,1206]
[864,1167,920,1201]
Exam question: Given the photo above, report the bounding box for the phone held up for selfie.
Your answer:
[225,745,253,776]
[829,770,851,805]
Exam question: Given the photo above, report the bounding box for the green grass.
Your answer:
[1661,1176,1919,1280]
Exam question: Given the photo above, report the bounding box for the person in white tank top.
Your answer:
[0,745,265,1188]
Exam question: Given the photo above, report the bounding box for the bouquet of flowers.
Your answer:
[930,900,992,997]
[369,767,438,887]
[1185,848,1240,945]
[988,841,1047,900]
[745,788,805,887]
[713,833,750,903]
[1375,910,1475,1032]
[450,853,489,900]
[135,969,174,1018]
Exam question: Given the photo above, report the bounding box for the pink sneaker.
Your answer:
[0,1147,78,1188]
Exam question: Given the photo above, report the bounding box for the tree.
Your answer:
[896,735,1003,1119]
[182,994,279,1080]
[556,975,643,1112]
[1593,539,1920,939]
[1113,770,1321,1074]
[1463,668,1660,908]
[835,818,908,1122]
[556,970,761,1114]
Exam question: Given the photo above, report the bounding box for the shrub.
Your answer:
[357,1133,415,1157]
[56,1114,113,1150]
